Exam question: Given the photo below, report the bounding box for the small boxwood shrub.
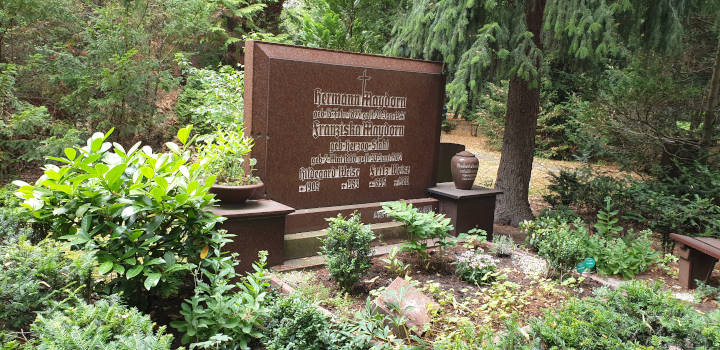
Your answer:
[320,213,375,291]
[27,296,173,349]
[0,237,94,330]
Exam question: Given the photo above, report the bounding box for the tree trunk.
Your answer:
[702,36,720,149]
[493,0,545,226]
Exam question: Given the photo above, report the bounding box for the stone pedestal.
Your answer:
[210,200,294,273]
[426,182,502,238]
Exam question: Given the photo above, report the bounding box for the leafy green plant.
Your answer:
[14,126,222,301]
[263,294,367,350]
[320,213,375,291]
[523,281,720,349]
[171,250,271,349]
[524,216,659,279]
[197,126,259,185]
[594,196,622,237]
[489,235,515,257]
[457,228,488,249]
[380,247,410,278]
[453,250,499,286]
[588,230,660,278]
[381,201,453,266]
[175,57,246,134]
[694,280,720,303]
[28,295,174,349]
[0,237,95,330]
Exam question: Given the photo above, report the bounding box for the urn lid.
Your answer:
[454,151,475,157]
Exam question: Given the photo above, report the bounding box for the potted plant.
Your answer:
[198,126,262,204]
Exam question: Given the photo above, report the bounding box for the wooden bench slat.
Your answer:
[671,233,720,259]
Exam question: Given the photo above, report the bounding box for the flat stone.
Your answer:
[373,277,438,337]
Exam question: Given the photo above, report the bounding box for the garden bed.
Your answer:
[275,243,604,341]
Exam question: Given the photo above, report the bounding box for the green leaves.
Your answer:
[98,261,114,275]
[127,265,144,279]
[144,272,161,290]
[15,127,224,298]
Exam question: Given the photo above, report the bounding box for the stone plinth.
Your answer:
[209,200,294,273]
[426,182,502,238]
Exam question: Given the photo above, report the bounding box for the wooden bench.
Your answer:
[670,233,720,289]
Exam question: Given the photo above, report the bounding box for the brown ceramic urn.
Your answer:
[450,151,479,190]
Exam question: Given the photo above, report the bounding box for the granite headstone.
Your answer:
[244,41,444,209]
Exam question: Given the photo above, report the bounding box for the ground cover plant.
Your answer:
[522,213,659,279]
[26,296,174,349]
[0,236,94,330]
[521,281,720,349]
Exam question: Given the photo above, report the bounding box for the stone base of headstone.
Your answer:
[285,198,438,233]
[426,182,502,238]
[209,200,295,273]
[373,277,438,338]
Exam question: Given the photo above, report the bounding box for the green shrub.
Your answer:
[523,216,658,278]
[27,295,173,349]
[175,59,245,134]
[529,218,589,273]
[525,281,720,349]
[0,65,84,180]
[320,213,375,291]
[543,167,720,249]
[263,295,368,350]
[543,168,627,216]
[14,126,222,301]
[171,250,271,349]
[0,237,94,330]
[381,201,454,265]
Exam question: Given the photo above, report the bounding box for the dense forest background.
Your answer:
[1,0,719,193]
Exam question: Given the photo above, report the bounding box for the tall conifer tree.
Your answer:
[387,0,691,225]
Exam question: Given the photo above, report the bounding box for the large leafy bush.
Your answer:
[0,237,94,330]
[27,296,174,349]
[544,165,720,249]
[171,250,272,349]
[320,213,375,291]
[14,126,222,300]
